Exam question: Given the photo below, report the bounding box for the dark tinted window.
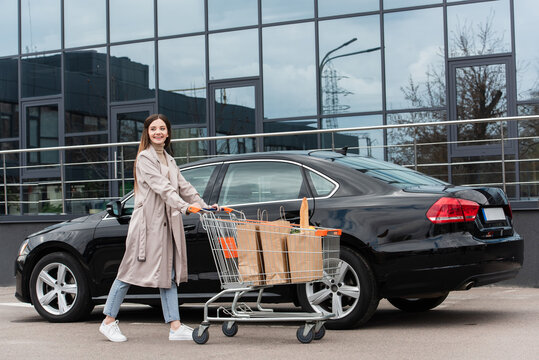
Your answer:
[332,155,448,187]
[65,49,108,133]
[110,42,155,101]
[22,54,62,97]
[0,58,18,138]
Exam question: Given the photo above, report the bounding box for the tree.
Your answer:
[389,13,514,173]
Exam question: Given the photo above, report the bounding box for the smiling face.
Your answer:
[148,118,168,146]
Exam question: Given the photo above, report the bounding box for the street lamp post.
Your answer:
[318,39,382,149]
[319,38,382,114]
[319,38,358,75]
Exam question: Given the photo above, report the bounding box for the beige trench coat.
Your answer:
[116,145,207,288]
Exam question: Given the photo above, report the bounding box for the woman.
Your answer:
[99,114,217,342]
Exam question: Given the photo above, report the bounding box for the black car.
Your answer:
[14,151,524,329]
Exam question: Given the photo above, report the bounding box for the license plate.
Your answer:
[482,208,506,222]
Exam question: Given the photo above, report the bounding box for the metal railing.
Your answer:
[1,115,538,215]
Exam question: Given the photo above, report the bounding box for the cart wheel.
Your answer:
[296,325,314,344]
[192,326,209,344]
[222,321,238,337]
[314,325,326,340]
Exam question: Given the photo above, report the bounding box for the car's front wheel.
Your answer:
[297,246,379,329]
[29,252,93,322]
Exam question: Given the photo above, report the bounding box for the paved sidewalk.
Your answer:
[1,286,538,360]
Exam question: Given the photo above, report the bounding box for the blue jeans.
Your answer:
[103,270,180,323]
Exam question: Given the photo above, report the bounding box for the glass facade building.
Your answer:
[0,0,538,215]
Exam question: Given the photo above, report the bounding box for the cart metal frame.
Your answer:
[192,209,341,344]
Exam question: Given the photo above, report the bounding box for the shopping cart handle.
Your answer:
[315,229,343,236]
[187,205,201,214]
[200,207,234,213]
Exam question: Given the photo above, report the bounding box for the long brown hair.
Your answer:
[133,114,172,193]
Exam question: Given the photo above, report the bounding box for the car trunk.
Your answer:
[404,185,514,239]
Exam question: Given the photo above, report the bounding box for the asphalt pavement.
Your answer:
[1,286,538,360]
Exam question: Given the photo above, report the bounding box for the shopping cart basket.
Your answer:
[191,208,341,344]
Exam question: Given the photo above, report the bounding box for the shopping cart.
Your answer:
[191,208,341,344]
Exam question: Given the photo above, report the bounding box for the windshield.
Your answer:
[332,155,449,187]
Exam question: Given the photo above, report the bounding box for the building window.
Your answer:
[514,0,539,102]
[209,29,259,80]
[208,0,258,30]
[318,0,378,17]
[26,104,59,166]
[321,115,384,159]
[65,49,108,133]
[158,0,205,36]
[0,0,18,56]
[109,0,154,42]
[384,0,441,10]
[21,54,62,98]
[387,111,448,181]
[0,58,18,138]
[384,7,444,110]
[447,0,511,58]
[263,22,316,119]
[64,0,106,48]
[264,119,318,151]
[110,41,156,101]
[319,15,382,115]
[21,0,61,53]
[261,0,313,24]
[158,36,206,125]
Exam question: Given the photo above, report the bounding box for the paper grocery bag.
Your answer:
[258,220,291,285]
[300,197,309,231]
[287,230,323,283]
[235,222,265,286]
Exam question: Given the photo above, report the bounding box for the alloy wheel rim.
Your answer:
[35,262,78,315]
[305,260,360,319]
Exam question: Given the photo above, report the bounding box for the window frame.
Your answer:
[216,159,338,207]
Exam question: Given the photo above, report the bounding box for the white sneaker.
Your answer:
[169,324,194,341]
[99,320,127,342]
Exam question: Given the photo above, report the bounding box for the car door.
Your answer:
[195,159,314,300]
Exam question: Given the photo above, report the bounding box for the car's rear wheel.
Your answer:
[297,246,379,329]
[387,293,449,312]
[29,252,93,322]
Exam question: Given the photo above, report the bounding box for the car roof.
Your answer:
[179,150,354,168]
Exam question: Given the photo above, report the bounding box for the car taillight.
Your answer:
[426,197,480,224]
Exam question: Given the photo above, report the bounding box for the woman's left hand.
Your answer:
[210,203,220,211]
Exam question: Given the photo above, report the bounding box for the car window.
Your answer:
[333,155,448,187]
[118,165,216,216]
[182,165,217,196]
[307,170,336,197]
[122,195,134,216]
[219,161,306,205]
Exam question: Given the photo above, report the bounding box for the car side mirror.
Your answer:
[106,200,122,217]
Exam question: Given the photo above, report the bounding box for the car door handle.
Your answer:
[183,224,196,231]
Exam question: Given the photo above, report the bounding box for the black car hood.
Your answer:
[403,185,508,206]
[26,213,103,238]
